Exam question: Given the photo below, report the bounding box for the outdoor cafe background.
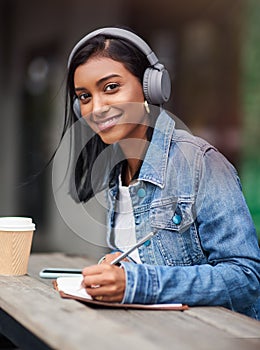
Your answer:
[0,0,259,259]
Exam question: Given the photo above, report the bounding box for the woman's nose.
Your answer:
[92,96,110,117]
[93,105,111,120]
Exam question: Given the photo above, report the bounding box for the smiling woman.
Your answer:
[56,26,260,318]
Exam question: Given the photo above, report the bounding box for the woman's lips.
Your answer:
[95,115,122,132]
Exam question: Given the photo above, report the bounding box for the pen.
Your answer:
[110,231,156,265]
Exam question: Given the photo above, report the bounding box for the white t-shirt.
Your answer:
[114,177,141,263]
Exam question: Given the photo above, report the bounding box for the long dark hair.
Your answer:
[63,30,152,202]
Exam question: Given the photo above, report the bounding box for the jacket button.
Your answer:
[137,188,146,198]
[144,240,151,247]
[172,214,182,225]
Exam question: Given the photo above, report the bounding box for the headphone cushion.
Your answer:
[143,68,171,105]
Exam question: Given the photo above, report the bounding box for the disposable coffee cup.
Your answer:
[0,217,36,275]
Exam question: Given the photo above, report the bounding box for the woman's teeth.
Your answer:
[97,116,120,131]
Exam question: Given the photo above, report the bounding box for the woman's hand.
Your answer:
[81,262,126,302]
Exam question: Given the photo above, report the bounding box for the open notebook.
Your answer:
[54,276,188,310]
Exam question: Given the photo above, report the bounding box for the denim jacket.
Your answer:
[106,110,260,319]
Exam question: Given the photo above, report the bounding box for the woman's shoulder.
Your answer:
[170,126,238,178]
[171,127,217,154]
[158,111,217,153]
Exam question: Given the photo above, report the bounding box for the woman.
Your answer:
[62,27,260,318]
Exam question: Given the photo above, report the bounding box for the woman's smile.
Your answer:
[92,108,123,132]
[96,115,120,132]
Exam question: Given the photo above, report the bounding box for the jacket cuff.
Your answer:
[121,262,159,304]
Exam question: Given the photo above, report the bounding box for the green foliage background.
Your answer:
[241,0,260,240]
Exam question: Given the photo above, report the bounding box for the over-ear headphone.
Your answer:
[68,27,171,118]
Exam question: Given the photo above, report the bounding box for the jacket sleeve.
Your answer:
[120,149,260,317]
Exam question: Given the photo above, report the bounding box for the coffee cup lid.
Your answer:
[0,217,36,231]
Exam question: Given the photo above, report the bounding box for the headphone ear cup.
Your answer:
[73,98,82,119]
[143,67,171,105]
[143,68,152,104]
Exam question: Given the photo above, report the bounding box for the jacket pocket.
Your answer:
[149,196,205,266]
[150,196,195,233]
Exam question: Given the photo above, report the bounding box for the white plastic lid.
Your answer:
[0,217,36,231]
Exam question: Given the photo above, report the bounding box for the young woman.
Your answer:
[62,27,260,318]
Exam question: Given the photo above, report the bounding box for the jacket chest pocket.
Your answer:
[150,197,195,233]
[149,197,205,266]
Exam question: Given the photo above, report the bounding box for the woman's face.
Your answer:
[74,57,148,145]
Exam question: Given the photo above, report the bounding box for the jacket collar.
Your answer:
[138,110,175,188]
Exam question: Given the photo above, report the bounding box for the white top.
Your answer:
[114,178,141,263]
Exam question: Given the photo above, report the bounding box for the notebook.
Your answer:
[54,276,188,310]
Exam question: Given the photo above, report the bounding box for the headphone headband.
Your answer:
[67,27,159,68]
[68,27,171,105]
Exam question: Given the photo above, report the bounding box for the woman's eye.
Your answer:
[78,92,91,101]
[105,83,119,92]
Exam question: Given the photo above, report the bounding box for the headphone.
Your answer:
[68,27,171,118]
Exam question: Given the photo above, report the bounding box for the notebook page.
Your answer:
[56,276,92,300]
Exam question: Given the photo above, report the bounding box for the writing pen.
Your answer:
[110,231,156,266]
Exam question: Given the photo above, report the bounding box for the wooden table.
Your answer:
[0,253,259,350]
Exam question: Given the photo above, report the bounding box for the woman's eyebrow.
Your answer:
[96,74,121,87]
[75,74,122,92]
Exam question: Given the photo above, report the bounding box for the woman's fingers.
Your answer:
[98,252,130,264]
[81,263,126,302]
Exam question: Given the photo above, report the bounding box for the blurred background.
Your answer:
[0,0,259,259]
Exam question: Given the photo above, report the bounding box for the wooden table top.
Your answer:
[0,252,259,350]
